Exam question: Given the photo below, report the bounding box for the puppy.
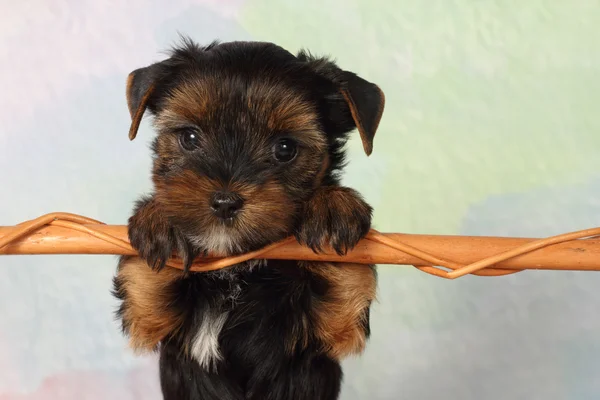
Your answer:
[112,38,385,400]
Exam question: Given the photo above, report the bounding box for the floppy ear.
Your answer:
[339,72,385,156]
[126,65,161,141]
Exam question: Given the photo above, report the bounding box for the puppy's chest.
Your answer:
[186,261,307,370]
[188,270,245,371]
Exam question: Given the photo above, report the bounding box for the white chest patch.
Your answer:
[191,310,229,371]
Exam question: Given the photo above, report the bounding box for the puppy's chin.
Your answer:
[187,220,290,258]
[188,224,242,257]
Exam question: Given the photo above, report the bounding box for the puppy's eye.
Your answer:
[179,130,201,151]
[272,138,297,163]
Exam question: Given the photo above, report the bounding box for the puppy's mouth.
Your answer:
[216,216,236,227]
[189,223,243,257]
[211,206,243,229]
[191,210,291,258]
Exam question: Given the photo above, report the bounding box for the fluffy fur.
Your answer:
[112,38,385,400]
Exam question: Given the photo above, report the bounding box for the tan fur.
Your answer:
[261,89,317,132]
[155,172,295,237]
[157,79,211,126]
[156,76,322,140]
[155,170,219,215]
[117,258,185,352]
[235,179,297,237]
[128,82,155,140]
[151,75,328,204]
[125,72,136,118]
[304,262,376,360]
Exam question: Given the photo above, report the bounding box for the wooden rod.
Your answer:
[2,224,600,272]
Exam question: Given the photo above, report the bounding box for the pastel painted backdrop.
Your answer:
[2,1,600,399]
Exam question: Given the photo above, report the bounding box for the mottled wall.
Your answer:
[2,1,600,399]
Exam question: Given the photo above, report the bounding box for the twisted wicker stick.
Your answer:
[2,213,600,279]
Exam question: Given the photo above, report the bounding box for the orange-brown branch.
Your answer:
[1,213,600,279]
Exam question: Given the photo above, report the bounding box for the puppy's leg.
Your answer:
[160,341,244,400]
[296,186,377,359]
[305,261,376,360]
[128,194,200,272]
[113,256,185,352]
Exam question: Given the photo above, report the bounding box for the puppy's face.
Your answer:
[126,40,384,256]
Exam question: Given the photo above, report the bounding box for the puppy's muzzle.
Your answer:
[210,191,244,220]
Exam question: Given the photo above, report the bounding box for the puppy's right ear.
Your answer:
[126,65,160,141]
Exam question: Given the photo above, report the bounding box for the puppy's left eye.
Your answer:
[179,130,201,151]
[272,138,297,163]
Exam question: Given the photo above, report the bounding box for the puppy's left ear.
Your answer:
[126,64,162,141]
[338,72,385,156]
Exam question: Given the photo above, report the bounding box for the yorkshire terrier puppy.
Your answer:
[112,38,385,400]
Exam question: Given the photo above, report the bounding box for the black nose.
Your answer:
[210,192,244,220]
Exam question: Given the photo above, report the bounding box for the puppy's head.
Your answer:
[126,39,384,256]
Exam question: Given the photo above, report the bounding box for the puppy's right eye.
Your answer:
[272,138,297,163]
[179,130,201,151]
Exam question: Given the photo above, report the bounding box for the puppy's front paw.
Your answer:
[296,187,373,255]
[128,195,200,271]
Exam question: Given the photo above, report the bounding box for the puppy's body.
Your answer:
[115,258,375,399]
[113,39,384,400]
